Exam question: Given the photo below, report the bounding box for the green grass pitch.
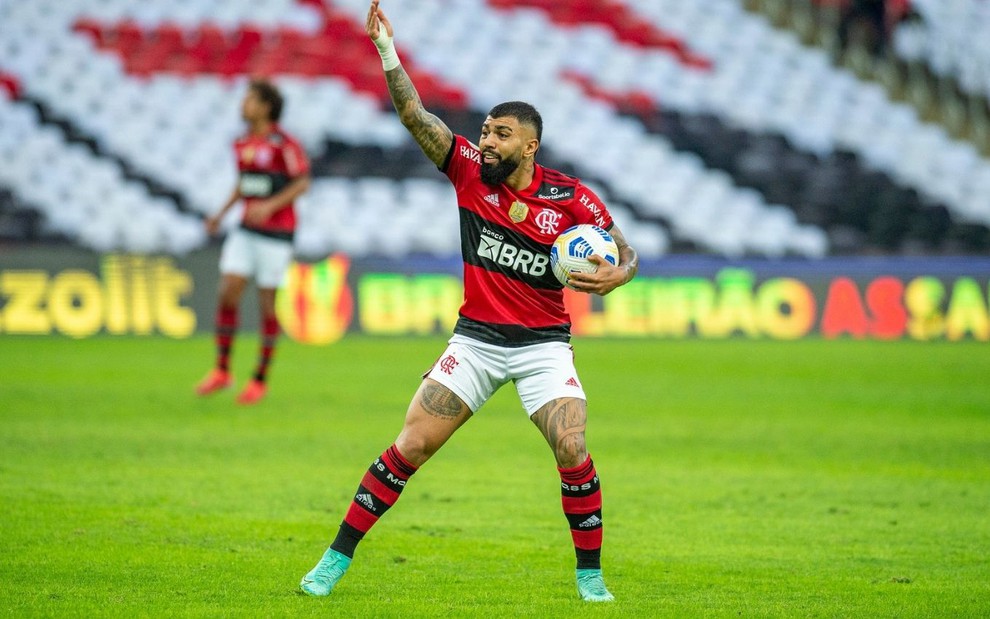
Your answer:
[1,335,988,617]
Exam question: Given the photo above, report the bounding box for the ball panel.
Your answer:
[549,224,619,289]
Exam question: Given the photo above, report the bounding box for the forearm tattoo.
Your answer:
[535,399,587,455]
[611,226,639,283]
[385,66,452,167]
[420,383,466,419]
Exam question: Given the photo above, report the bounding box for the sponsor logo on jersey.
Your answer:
[460,144,481,164]
[536,184,574,201]
[508,200,529,223]
[239,173,273,197]
[565,377,580,388]
[579,194,608,228]
[477,231,549,277]
[534,208,562,236]
[484,193,500,207]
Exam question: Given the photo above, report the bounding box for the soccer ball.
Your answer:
[550,224,619,289]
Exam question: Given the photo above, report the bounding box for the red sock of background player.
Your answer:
[215,307,238,372]
[330,444,419,558]
[559,455,604,570]
[253,315,279,382]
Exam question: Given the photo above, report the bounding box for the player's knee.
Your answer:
[393,434,438,468]
[218,287,242,308]
[554,434,588,469]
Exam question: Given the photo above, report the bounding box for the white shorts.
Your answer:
[424,334,587,416]
[219,227,294,289]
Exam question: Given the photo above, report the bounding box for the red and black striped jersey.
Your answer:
[234,125,309,240]
[442,134,614,346]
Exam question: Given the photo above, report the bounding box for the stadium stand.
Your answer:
[891,0,990,101]
[0,0,987,257]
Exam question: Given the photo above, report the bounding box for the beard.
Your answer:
[480,155,520,186]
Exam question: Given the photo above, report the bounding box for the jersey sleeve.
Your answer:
[442,134,480,193]
[573,183,614,230]
[282,137,310,178]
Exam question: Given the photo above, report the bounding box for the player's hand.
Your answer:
[566,254,630,296]
[366,0,393,42]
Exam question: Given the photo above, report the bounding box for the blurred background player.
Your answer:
[195,79,311,405]
[299,0,638,603]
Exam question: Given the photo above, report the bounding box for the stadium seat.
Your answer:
[2,0,987,257]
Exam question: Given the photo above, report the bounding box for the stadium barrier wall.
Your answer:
[2,245,990,342]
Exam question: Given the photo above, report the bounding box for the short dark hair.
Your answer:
[249,79,284,122]
[488,101,542,142]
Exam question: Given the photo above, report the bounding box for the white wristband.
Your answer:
[373,31,401,71]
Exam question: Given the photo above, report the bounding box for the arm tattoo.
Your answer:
[419,383,467,419]
[385,66,453,167]
[610,225,639,284]
[535,399,587,455]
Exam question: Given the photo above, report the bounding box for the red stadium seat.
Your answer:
[72,18,106,47]
[486,0,710,70]
[0,72,22,99]
[154,22,185,50]
[189,24,227,62]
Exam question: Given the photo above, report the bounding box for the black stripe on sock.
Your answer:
[576,548,601,570]
[330,522,364,559]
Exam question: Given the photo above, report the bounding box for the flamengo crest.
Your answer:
[534,208,562,235]
[439,354,459,374]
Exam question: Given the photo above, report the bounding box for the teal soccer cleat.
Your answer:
[576,568,614,602]
[300,548,352,597]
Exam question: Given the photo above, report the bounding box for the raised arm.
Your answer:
[366,0,453,167]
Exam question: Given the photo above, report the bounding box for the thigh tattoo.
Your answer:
[420,383,467,419]
[535,398,586,452]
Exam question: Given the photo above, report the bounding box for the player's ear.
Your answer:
[525,138,540,159]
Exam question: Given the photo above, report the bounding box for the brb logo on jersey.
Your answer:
[534,209,562,236]
[477,228,549,277]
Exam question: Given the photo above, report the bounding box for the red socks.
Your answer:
[559,455,603,570]
[331,445,419,558]
[253,315,279,382]
[215,307,238,371]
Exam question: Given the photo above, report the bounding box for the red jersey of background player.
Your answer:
[234,125,310,240]
[441,134,614,346]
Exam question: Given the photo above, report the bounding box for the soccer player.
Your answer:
[195,79,311,405]
[300,0,638,603]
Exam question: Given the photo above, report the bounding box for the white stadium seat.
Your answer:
[1,0,987,257]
